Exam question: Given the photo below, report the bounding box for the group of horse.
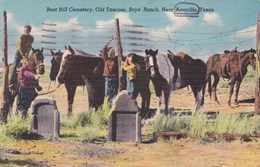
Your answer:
[48,46,256,117]
[8,46,256,118]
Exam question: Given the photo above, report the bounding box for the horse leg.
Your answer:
[234,79,242,105]
[83,76,94,111]
[212,74,220,104]
[8,92,15,115]
[152,80,163,116]
[163,87,170,115]
[228,78,236,106]
[65,84,77,117]
[96,77,105,110]
[156,96,162,115]
[140,87,151,118]
[206,73,212,99]
[191,86,203,111]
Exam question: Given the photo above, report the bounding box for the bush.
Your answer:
[153,114,190,132]
[4,117,31,139]
[62,99,110,130]
[59,100,110,142]
[81,127,106,143]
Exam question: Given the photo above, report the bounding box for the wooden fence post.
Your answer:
[115,18,123,92]
[0,11,9,124]
[255,14,260,115]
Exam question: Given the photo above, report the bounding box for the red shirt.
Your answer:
[18,65,39,88]
[101,44,118,77]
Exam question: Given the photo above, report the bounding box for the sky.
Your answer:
[0,0,260,65]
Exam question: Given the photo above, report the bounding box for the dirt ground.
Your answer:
[0,68,259,167]
[1,137,260,167]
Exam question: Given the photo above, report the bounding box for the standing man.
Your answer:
[10,25,34,90]
[101,36,119,103]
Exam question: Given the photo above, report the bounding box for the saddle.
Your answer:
[221,49,238,78]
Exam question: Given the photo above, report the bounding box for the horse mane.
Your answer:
[175,52,194,61]
[72,48,99,57]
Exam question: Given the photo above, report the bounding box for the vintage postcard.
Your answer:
[0,0,260,166]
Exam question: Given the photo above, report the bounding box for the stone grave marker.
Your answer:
[31,98,60,138]
[109,90,141,143]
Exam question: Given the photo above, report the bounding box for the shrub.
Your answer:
[81,127,106,143]
[4,117,31,139]
[153,114,191,132]
[61,99,110,131]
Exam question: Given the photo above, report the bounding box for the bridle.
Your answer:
[145,55,158,70]
[248,53,256,69]
[238,51,256,79]
[29,51,45,70]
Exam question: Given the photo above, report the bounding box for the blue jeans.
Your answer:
[10,51,22,85]
[105,76,118,103]
[126,73,139,100]
[17,85,38,113]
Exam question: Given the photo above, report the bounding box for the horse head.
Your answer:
[50,49,63,81]
[145,49,158,79]
[30,48,45,75]
[167,50,183,68]
[245,48,256,71]
[57,45,75,85]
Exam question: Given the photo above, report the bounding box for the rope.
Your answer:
[38,88,57,96]
[47,80,52,92]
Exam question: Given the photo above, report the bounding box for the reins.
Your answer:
[38,88,57,96]
[38,81,58,96]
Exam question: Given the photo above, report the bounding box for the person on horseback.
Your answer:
[123,53,140,100]
[10,25,34,91]
[101,36,119,103]
[17,59,42,119]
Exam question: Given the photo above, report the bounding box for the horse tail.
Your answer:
[207,73,212,99]
[201,80,206,106]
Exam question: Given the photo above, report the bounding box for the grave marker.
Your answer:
[108,91,141,143]
[31,98,60,138]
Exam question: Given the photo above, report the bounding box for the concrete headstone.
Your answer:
[109,90,141,143]
[31,98,60,138]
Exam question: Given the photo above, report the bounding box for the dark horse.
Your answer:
[9,48,45,113]
[145,49,207,115]
[54,46,104,116]
[206,48,256,105]
[51,47,151,117]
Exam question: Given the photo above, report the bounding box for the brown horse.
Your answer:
[50,49,62,81]
[55,46,105,116]
[9,48,45,113]
[206,48,256,105]
[145,49,207,115]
